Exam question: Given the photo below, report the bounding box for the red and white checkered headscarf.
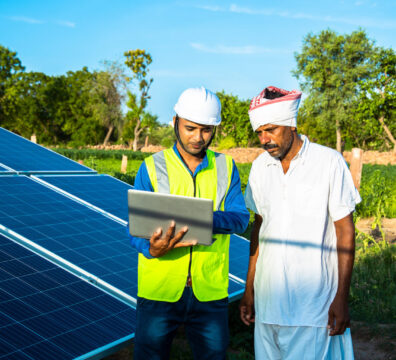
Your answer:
[248,86,302,131]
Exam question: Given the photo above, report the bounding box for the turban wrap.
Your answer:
[248,86,302,131]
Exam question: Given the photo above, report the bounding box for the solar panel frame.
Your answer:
[0,233,136,360]
[0,127,95,174]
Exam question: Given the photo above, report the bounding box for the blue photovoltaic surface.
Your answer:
[229,234,249,283]
[0,176,139,299]
[37,174,132,222]
[0,233,136,360]
[0,127,94,173]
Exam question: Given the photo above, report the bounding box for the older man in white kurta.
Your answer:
[239,86,361,359]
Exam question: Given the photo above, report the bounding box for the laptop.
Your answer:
[128,189,214,246]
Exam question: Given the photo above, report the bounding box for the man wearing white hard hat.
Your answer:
[129,87,249,360]
[240,86,361,359]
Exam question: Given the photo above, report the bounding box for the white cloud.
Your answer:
[7,16,76,28]
[190,43,290,55]
[198,3,395,29]
[9,16,43,24]
[55,20,76,28]
[195,5,225,12]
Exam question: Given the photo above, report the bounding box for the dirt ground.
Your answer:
[90,143,396,165]
[139,146,396,165]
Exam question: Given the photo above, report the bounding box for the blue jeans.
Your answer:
[134,287,229,360]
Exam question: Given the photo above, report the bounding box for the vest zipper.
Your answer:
[187,175,196,286]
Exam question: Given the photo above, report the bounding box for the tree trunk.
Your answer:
[378,115,396,153]
[336,118,342,153]
[103,124,114,146]
[132,137,138,151]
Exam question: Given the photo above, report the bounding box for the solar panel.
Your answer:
[229,234,249,284]
[36,174,132,222]
[0,176,138,302]
[0,127,94,174]
[0,233,136,360]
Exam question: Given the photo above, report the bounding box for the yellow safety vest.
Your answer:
[137,147,234,302]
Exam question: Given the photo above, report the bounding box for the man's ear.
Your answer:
[291,126,297,132]
[173,116,176,127]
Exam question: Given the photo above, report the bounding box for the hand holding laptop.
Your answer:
[149,221,197,258]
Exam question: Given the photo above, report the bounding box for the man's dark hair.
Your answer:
[263,88,286,100]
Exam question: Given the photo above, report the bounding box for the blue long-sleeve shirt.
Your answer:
[128,144,250,258]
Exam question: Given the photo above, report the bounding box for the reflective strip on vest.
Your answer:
[152,151,170,194]
[215,153,228,210]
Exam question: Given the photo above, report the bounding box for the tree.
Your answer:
[350,47,396,152]
[123,49,153,151]
[88,69,124,145]
[293,29,374,152]
[0,45,25,126]
[216,91,256,147]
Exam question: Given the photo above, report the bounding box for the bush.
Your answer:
[356,164,396,219]
[52,148,152,161]
[217,136,237,150]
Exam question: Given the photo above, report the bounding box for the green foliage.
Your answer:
[217,136,237,150]
[148,125,175,147]
[350,233,396,323]
[88,69,124,145]
[52,148,151,161]
[356,165,396,219]
[293,29,375,151]
[123,49,154,150]
[216,91,258,147]
[348,47,396,151]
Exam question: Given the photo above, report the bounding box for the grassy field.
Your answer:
[59,150,395,359]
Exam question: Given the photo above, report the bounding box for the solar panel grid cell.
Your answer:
[0,127,94,173]
[37,174,132,222]
[0,234,136,360]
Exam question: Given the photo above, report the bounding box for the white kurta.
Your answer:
[244,136,361,327]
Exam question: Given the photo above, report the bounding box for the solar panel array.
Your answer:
[0,127,249,358]
[0,233,136,360]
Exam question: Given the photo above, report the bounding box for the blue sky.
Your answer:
[1,0,395,124]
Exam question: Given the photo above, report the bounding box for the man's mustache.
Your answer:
[262,143,278,150]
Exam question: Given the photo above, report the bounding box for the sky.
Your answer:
[1,0,395,124]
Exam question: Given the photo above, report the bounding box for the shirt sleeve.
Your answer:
[244,162,259,214]
[127,161,154,259]
[328,153,362,221]
[213,160,250,234]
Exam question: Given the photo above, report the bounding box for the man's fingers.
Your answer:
[174,240,196,248]
[150,228,162,242]
[164,221,176,240]
[327,311,334,330]
[239,305,254,326]
[240,306,250,326]
[169,227,189,247]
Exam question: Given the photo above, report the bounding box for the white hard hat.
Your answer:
[174,87,221,126]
